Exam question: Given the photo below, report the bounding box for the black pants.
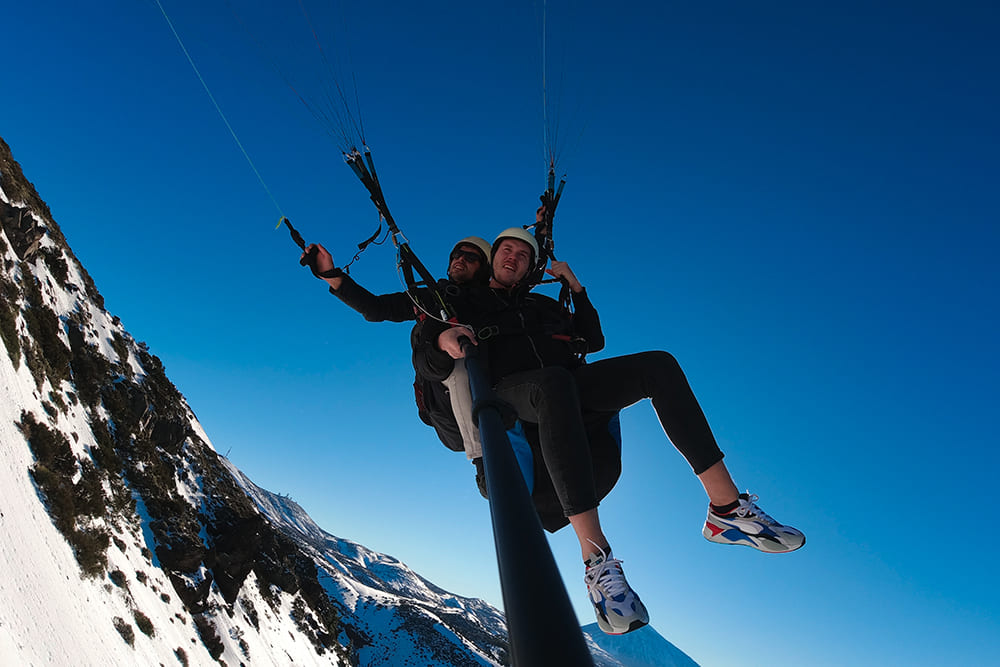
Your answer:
[493,351,725,517]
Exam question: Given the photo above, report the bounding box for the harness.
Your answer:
[346,147,455,322]
[473,288,590,361]
[288,146,457,324]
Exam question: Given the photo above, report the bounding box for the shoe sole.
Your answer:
[597,616,649,635]
[592,596,650,635]
[703,519,805,553]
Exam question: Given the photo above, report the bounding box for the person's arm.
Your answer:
[547,260,604,353]
[301,243,416,322]
[331,277,417,323]
[412,319,463,381]
[568,288,604,353]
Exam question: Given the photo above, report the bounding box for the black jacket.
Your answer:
[410,282,622,531]
[413,283,604,385]
[332,275,487,326]
[329,275,419,323]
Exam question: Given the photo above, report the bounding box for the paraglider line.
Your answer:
[542,0,550,174]
[153,0,286,222]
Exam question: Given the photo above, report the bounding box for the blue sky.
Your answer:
[5,1,999,665]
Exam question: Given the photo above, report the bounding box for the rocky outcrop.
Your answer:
[0,199,44,260]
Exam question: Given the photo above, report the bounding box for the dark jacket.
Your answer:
[412,281,620,532]
[413,283,605,385]
[332,275,486,326]
[329,275,419,323]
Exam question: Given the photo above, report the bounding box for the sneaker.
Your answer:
[584,546,649,635]
[703,492,805,553]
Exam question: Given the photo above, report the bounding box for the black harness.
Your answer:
[288,146,456,323]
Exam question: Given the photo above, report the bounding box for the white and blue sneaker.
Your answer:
[584,546,649,635]
[703,492,805,553]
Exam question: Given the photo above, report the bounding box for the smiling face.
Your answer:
[490,238,533,287]
[447,244,485,284]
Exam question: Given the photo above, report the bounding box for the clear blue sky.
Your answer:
[5,2,999,665]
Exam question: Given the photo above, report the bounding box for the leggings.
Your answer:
[493,351,725,517]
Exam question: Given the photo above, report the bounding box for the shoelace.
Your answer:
[586,559,630,598]
[735,493,777,525]
[584,544,630,598]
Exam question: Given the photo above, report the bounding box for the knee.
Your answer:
[534,366,576,393]
[528,367,581,414]
[646,350,682,376]
[497,367,581,414]
[640,350,687,394]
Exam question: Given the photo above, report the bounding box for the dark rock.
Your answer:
[0,200,43,260]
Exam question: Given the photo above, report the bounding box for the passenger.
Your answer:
[414,211,804,635]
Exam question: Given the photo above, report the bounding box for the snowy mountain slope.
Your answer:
[583,625,701,667]
[0,135,508,666]
[223,459,509,666]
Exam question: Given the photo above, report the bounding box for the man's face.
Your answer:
[447,244,484,284]
[492,238,532,287]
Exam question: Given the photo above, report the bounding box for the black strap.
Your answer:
[344,148,455,320]
[527,167,566,288]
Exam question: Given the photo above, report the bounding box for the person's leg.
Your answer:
[572,352,804,552]
[697,460,740,507]
[493,370,648,634]
[568,508,608,560]
[493,367,598,519]
[573,351,737,502]
[575,509,649,635]
[441,359,483,459]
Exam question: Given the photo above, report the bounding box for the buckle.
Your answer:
[477,325,501,340]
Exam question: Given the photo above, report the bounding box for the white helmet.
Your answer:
[492,227,539,265]
[452,236,492,265]
[450,236,492,283]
